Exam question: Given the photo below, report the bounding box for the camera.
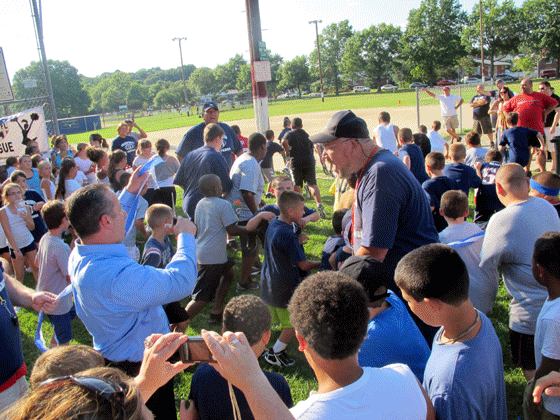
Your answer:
[178,336,213,363]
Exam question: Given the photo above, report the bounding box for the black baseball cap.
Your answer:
[310,110,369,144]
[203,102,219,112]
[339,255,390,302]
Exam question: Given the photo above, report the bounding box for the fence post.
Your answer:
[416,88,420,129]
[459,84,463,136]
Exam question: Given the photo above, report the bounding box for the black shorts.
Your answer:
[192,259,235,302]
[9,242,37,258]
[238,220,259,257]
[291,163,317,187]
[164,301,189,324]
[509,329,536,371]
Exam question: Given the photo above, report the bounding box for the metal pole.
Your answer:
[416,88,420,129]
[172,37,189,106]
[479,0,484,80]
[309,20,325,102]
[30,0,59,135]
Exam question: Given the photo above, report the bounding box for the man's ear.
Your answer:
[439,208,445,217]
[295,331,307,352]
[496,181,505,197]
[424,297,443,312]
[99,213,112,230]
[262,330,271,346]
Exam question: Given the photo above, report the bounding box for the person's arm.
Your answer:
[421,88,436,99]
[403,155,411,169]
[133,122,148,139]
[328,251,337,270]
[534,356,560,393]
[537,132,546,151]
[280,150,288,164]
[225,223,247,236]
[297,260,321,271]
[4,272,58,312]
[241,190,258,214]
[470,98,488,107]
[533,371,560,403]
[488,100,500,114]
[282,138,290,157]
[455,98,464,109]
[298,211,320,229]
[246,211,276,231]
[356,246,389,262]
[550,107,560,135]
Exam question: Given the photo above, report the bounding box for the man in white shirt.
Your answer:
[423,87,463,144]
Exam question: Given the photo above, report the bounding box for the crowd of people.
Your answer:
[1,78,560,420]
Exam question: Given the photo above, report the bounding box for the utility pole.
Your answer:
[479,0,484,81]
[309,20,325,102]
[172,37,189,106]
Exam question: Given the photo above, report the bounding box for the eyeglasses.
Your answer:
[39,375,127,419]
[539,87,546,90]
[323,138,351,154]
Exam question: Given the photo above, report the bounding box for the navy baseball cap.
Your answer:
[310,110,369,144]
[203,102,219,112]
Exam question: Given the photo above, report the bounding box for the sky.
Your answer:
[1,0,525,80]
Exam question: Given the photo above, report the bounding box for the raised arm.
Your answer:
[421,87,436,99]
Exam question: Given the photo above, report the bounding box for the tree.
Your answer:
[187,67,217,96]
[511,54,537,76]
[214,54,247,92]
[401,0,467,84]
[521,0,560,74]
[12,60,91,117]
[309,20,353,95]
[342,23,402,92]
[236,64,252,92]
[127,82,150,110]
[278,56,311,96]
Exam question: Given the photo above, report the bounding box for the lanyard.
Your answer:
[351,146,379,246]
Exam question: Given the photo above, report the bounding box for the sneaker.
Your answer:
[282,167,292,176]
[236,280,259,292]
[227,239,239,250]
[251,267,261,276]
[322,163,329,175]
[263,348,295,367]
[304,184,312,198]
[317,203,327,219]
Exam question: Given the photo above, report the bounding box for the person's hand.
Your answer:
[172,217,197,237]
[534,372,560,403]
[13,249,23,260]
[125,166,149,195]
[474,161,482,171]
[31,291,58,313]
[33,202,44,212]
[298,233,309,245]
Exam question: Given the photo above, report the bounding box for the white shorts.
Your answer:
[545,127,558,152]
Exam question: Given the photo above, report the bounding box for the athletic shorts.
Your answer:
[268,306,293,329]
[291,163,317,188]
[509,329,536,371]
[9,241,37,259]
[48,306,76,344]
[164,301,189,324]
[473,115,493,135]
[545,128,557,152]
[443,115,459,130]
[238,220,259,257]
[191,259,235,302]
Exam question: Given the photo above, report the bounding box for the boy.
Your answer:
[397,127,429,184]
[500,112,545,171]
[395,243,507,420]
[260,190,320,367]
[473,149,504,229]
[427,121,449,157]
[320,208,348,270]
[36,200,74,347]
[261,129,287,196]
[438,190,499,315]
[530,171,560,217]
[524,232,560,419]
[463,131,488,168]
[186,295,293,420]
[442,143,482,197]
[422,152,456,232]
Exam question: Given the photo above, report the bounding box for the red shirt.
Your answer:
[503,92,558,134]
[238,135,249,153]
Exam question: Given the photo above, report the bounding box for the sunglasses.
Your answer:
[39,375,127,419]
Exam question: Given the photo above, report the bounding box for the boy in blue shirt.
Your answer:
[397,127,429,184]
[422,151,456,232]
[500,111,544,171]
[443,143,482,197]
[320,208,348,270]
[473,149,504,229]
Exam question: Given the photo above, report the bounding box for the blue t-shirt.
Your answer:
[398,143,429,184]
[422,176,456,232]
[173,146,233,220]
[470,94,491,119]
[320,235,345,270]
[442,162,482,197]
[111,136,138,167]
[423,311,507,420]
[278,127,291,141]
[358,291,430,382]
[500,126,541,167]
[189,363,293,420]
[260,218,307,308]
[261,141,284,169]
[176,122,242,168]
[475,161,504,213]
[26,168,42,197]
[142,236,174,269]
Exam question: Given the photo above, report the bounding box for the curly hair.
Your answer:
[223,295,271,346]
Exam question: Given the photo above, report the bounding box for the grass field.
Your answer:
[16,169,527,419]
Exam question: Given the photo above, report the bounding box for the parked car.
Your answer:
[464,77,482,84]
[277,93,288,99]
[437,79,457,86]
[409,82,428,89]
[353,86,371,92]
[381,84,398,91]
[309,92,322,97]
[542,70,557,79]
[495,73,518,82]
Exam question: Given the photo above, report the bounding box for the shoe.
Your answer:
[251,267,261,276]
[322,163,329,175]
[208,313,222,325]
[304,184,312,198]
[263,348,295,367]
[317,203,326,219]
[282,167,291,176]
[236,281,259,292]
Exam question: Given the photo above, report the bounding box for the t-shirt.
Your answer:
[475,161,504,213]
[36,233,73,315]
[435,94,462,117]
[544,93,560,128]
[398,143,429,184]
[470,94,491,119]
[195,197,238,265]
[442,162,481,197]
[142,236,174,269]
[226,154,264,222]
[285,128,314,166]
[189,363,293,420]
[24,189,48,242]
[128,131,142,141]
[261,141,284,169]
[238,134,249,153]
[500,126,541,167]
[278,127,291,141]
[535,298,560,415]
[320,235,345,270]
[290,365,427,420]
[74,156,96,185]
[260,218,306,308]
[427,130,447,154]
[372,124,398,153]
[64,179,82,199]
[422,176,456,232]
[503,92,558,134]
[464,147,488,168]
[423,312,507,420]
[358,291,430,382]
[111,135,138,167]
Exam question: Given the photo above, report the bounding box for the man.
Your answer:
[124,119,148,141]
[422,86,464,143]
[67,169,198,419]
[281,117,326,218]
[226,133,267,291]
[176,102,242,167]
[539,80,560,172]
[174,123,233,220]
[470,84,494,147]
[372,111,399,154]
[0,263,57,413]
[480,163,560,381]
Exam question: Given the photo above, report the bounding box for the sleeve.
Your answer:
[141,247,162,268]
[272,142,284,154]
[173,160,188,189]
[176,130,195,159]
[111,138,118,151]
[422,182,437,208]
[540,318,560,361]
[468,167,482,188]
[220,201,239,228]
[303,206,317,217]
[499,131,508,146]
[286,231,307,266]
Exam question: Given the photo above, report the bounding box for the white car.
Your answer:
[381,84,398,91]
[464,77,482,84]
[353,86,371,92]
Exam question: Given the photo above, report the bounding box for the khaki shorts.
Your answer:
[443,114,459,130]
[473,115,493,135]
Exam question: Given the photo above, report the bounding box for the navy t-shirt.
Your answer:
[321,235,345,270]
[278,127,291,141]
[399,143,429,184]
[24,190,48,243]
[470,94,491,119]
[545,94,560,127]
[475,161,504,213]
[189,363,293,420]
[422,176,457,232]
[285,129,314,166]
[176,122,242,168]
[261,141,284,169]
[500,126,541,167]
[111,135,138,167]
[442,163,482,197]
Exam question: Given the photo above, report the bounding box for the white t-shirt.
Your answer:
[128,131,142,141]
[226,154,264,221]
[372,124,398,153]
[74,156,96,185]
[65,179,82,199]
[435,94,462,117]
[290,365,427,420]
[427,130,447,153]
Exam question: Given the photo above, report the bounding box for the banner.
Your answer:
[0,106,49,162]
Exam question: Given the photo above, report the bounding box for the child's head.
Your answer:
[117,171,132,191]
[38,161,52,178]
[449,143,466,162]
[53,135,68,151]
[89,133,108,149]
[378,111,391,123]
[86,147,108,167]
[485,149,503,163]
[530,171,560,201]
[332,208,348,235]
[10,170,28,190]
[2,183,23,203]
[0,165,7,184]
[425,151,446,171]
[145,204,174,230]
[440,190,469,220]
[277,190,304,221]
[418,125,428,134]
[271,175,294,199]
[288,271,369,360]
[77,143,88,155]
[31,154,43,168]
[204,123,225,144]
[198,174,222,198]
[223,295,271,347]
[264,129,274,141]
[248,132,267,156]
[29,345,104,388]
[432,121,442,131]
[398,127,413,144]
[25,145,39,156]
[6,156,18,168]
[231,125,241,136]
[465,131,481,147]
[339,255,391,308]
[506,112,519,127]
[413,133,431,158]
[283,116,291,128]
[41,200,68,230]
[18,155,32,170]
[138,139,152,155]
[155,139,170,157]
[533,232,560,287]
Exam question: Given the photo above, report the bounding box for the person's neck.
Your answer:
[311,353,364,394]
[440,301,480,344]
[278,214,294,225]
[354,141,379,171]
[452,159,464,164]
[368,300,390,320]
[49,227,65,239]
[430,170,444,178]
[141,152,151,159]
[545,197,560,205]
[444,217,465,227]
[503,192,530,207]
[150,228,167,243]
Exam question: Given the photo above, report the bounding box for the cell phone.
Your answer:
[179,336,213,363]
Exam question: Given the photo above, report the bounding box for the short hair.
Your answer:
[496,163,528,193]
[533,232,560,280]
[117,121,127,131]
[277,190,304,214]
[433,120,442,131]
[29,345,105,388]
[413,133,431,157]
[398,127,413,143]
[466,131,481,146]
[485,149,503,163]
[67,183,115,239]
[231,125,241,135]
[139,139,151,150]
[77,142,88,153]
[332,208,348,234]
[248,132,266,153]
[198,174,221,197]
[292,117,303,129]
[506,112,519,126]
[31,154,43,168]
[6,156,18,167]
[145,204,174,229]
[532,171,560,192]
[264,129,274,140]
[379,112,390,123]
[25,145,39,156]
[223,295,271,346]
[124,119,134,125]
[117,171,131,191]
[540,80,552,89]
[41,200,67,230]
[271,175,292,189]
[288,271,369,359]
[419,125,428,134]
[155,139,170,157]
[204,123,225,143]
[283,117,291,127]
[10,170,26,182]
[425,151,446,170]
[440,190,468,219]
[449,143,466,161]
[2,183,22,202]
[395,243,469,305]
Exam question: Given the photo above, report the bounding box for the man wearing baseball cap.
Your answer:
[176,102,243,168]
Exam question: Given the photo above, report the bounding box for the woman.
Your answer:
[489,87,513,147]
[151,139,179,209]
[54,157,81,200]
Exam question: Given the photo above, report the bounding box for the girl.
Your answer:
[86,146,110,184]
[0,183,38,282]
[38,161,56,200]
[108,150,128,192]
[74,142,96,185]
[10,171,48,244]
[50,135,74,169]
[89,132,109,149]
[18,155,42,198]
[54,158,81,200]
[151,139,179,210]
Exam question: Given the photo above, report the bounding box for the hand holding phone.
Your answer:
[179,336,214,363]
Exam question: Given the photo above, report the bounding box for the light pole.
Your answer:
[479,0,484,81]
[172,37,189,106]
[309,20,324,102]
